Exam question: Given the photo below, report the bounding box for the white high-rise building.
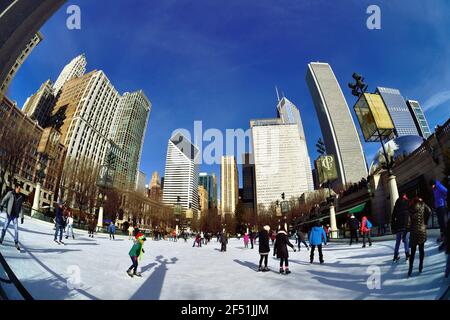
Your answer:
[277,97,314,191]
[251,119,310,213]
[162,133,199,213]
[220,156,239,215]
[53,53,87,94]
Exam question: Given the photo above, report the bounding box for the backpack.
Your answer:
[366,219,372,229]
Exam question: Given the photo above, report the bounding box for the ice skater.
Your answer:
[257,225,271,272]
[128,225,134,240]
[220,232,228,252]
[0,183,24,250]
[296,228,309,251]
[408,195,431,277]
[309,221,327,264]
[360,215,373,248]
[54,201,65,245]
[65,211,75,240]
[273,227,296,274]
[391,193,410,262]
[127,232,146,277]
[108,222,116,240]
[348,214,359,246]
[243,232,249,248]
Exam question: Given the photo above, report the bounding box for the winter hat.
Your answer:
[263,225,270,232]
[136,232,146,241]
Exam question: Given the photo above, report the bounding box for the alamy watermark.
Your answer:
[367,5,381,30]
[66,265,82,290]
[366,265,382,290]
[66,5,81,30]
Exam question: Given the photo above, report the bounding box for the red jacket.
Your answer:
[360,216,370,233]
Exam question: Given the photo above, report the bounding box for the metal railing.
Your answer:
[0,251,34,300]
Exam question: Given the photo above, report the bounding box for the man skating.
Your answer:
[0,183,25,251]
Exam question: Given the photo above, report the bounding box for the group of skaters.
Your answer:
[192,231,213,247]
[390,179,449,278]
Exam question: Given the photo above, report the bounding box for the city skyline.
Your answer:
[6,0,450,189]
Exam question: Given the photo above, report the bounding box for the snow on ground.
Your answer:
[0,214,448,300]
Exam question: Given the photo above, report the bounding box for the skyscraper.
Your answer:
[251,119,310,213]
[376,87,420,137]
[0,32,43,99]
[242,153,256,211]
[199,172,216,209]
[149,171,162,201]
[0,0,65,97]
[220,156,239,215]
[406,100,432,139]
[277,97,314,191]
[53,54,87,94]
[162,132,199,213]
[22,79,55,127]
[306,62,368,187]
[110,90,151,189]
[198,185,209,215]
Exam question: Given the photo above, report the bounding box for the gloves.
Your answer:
[142,249,145,253]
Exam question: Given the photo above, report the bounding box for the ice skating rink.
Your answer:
[0,215,448,300]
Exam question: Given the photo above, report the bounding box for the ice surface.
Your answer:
[0,214,448,300]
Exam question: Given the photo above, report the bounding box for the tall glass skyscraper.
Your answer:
[306,62,368,187]
[376,87,419,137]
[199,172,217,208]
[406,100,432,139]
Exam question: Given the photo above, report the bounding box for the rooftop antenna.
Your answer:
[275,86,281,103]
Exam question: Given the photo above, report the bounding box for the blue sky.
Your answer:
[8,0,450,188]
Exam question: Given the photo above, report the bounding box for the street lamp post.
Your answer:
[174,196,182,236]
[97,192,107,230]
[32,155,48,217]
[348,73,399,215]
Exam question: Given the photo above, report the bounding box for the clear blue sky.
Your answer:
[8,0,450,189]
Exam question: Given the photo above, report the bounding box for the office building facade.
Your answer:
[406,100,432,139]
[242,153,256,211]
[22,79,56,127]
[376,87,420,137]
[306,62,368,187]
[53,54,87,94]
[162,133,199,213]
[220,156,239,215]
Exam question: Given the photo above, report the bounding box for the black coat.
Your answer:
[258,230,270,255]
[409,200,431,247]
[273,231,294,259]
[348,217,359,230]
[391,197,410,234]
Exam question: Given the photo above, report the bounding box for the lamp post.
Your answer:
[348,73,399,215]
[174,196,182,236]
[97,191,107,230]
[32,154,48,217]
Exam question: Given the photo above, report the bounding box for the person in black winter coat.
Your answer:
[273,227,296,274]
[391,194,411,262]
[348,215,359,245]
[54,202,66,245]
[220,232,228,252]
[296,228,309,251]
[258,226,271,272]
[408,196,432,277]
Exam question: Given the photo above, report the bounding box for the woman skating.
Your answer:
[408,196,431,277]
[243,233,249,248]
[258,226,271,272]
[273,227,296,274]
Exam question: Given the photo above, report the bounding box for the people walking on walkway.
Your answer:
[258,225,271,272]
[309,221,327,264]
[431,179,448,251]
[348,214,359,245]
[296,228,309,251]
[360,215,373,248]
[408,195,432,277]
[0,183,24,250]
[54,202,65,245]
[220,232,228,252]
[127,232,146,277]
[391,193,410,262]
[109,222,116,240]
[65,211,75,240]
[273,227,296,274]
